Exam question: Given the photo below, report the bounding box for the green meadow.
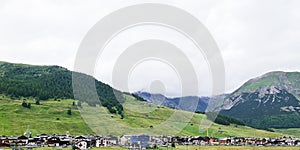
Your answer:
[0,94,289,138]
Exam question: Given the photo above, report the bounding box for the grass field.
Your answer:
[78,95,284,137]
[0,94,290,138]
[273,128,300,137]
[0,95,93,136]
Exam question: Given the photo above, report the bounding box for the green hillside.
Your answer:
[0,94,285,138]
[0,61,123,116]
[0,95,93,136]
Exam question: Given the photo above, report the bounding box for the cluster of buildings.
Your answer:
[0,134,300,149]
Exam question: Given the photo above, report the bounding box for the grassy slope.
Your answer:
[0,95,93,136]
[273,128,300,137]
[79,95,284,138]
[0,94,287,138]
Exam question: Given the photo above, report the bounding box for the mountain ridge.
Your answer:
[220,71,300,129]
[135,91,211,112]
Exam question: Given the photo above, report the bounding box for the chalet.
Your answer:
[36,134,49,144]
[46,136,60,147]
[0,136,9,148]
[59,136,71,148]
[150,136,163,147]
[75,140,88,150]
[129,142,141,150]
[189,136,200,145]
[219,138,231,145]
[16,136,28,146]
[245,138,256,145]
[84,134,95,146]
[161,136,172,144]
[27,138,39,147]
[119,135,131,147]
[295,139,300,146]
[232,137,245,145]
[209,137,219,145]
[129,134,150,149]
[102,136,118,147]
[95,136,118,147]
[95,136,104,147]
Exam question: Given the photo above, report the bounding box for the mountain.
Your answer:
[220,71,300,129]
[0,61,296,137]
[135,92,210,112]
[0,61,124,116]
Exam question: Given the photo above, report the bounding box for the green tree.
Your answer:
[67,109,72,115]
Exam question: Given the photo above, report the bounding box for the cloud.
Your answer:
[0,0,299,96]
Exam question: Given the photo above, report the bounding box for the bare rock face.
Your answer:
[222,71,300,110]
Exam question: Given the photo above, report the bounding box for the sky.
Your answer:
[0,0,299,97]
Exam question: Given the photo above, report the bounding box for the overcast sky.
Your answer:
[0,0,299,97]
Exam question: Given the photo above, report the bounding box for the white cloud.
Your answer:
[0,0,299,96]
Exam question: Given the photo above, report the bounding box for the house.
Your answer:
[59,136,71,148]
[102,136,118,147]
[36,134,49,145]
[219,138,230,145]
[95,136,118,147]
[74,136,91,149]
[295,139,300,146]
[95,136,104,147]
[129,142,141,150]
[161,136,172,144]
[119,135,131,147]
[245,138,256,145]
[84,135,95,147]
[150,136,163,147]
[74,136,94,149]
[27,137,39,147]
[75,140,88,150]
[46,136,60,147]
[209,137,219,145]
[129,134,150,149]
[0,136,9,148]
[16,136,28,146]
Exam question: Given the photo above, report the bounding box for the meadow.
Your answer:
[0,94,288,138]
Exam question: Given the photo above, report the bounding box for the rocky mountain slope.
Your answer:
[220,71,300,129]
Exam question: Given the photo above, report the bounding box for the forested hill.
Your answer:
[0,61,124,115]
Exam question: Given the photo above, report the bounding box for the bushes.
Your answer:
[22,101,31,109]
[67,109,72,115]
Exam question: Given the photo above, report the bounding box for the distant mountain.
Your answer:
[135,91,212,112]
[0,61,124,115]
[220,71,300,129]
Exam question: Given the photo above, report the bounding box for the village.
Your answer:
[0,133,300,149]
